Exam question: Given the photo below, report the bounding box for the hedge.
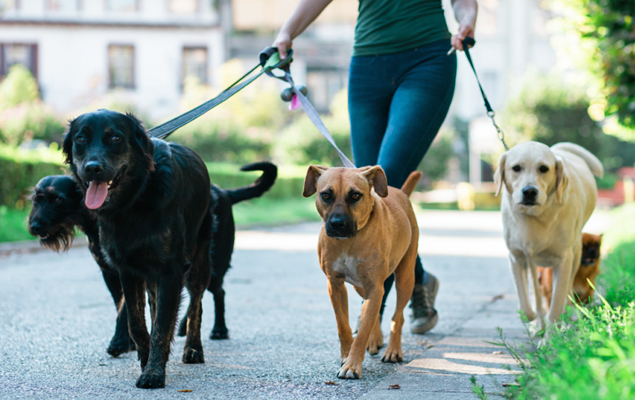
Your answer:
[0,144,67,208]
[0,144,308,209]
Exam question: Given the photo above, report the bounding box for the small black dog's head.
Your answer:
[62,109,154,211]
[28,175,85,252]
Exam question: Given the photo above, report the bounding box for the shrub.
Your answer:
[0,144,66,208]
[0,64,39,109]
[0,100,67,146]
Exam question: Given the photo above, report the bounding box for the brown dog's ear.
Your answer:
[555,156,568,203]
[494,153,506,197]
[303,165,328,197]
[361,165,388,198]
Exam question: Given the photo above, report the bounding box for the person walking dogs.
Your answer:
[274,0,478,334]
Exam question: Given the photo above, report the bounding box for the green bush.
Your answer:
[0,100,67,146]
[0,144,66,208]
[0,64,39,109]
[503,74,635,171]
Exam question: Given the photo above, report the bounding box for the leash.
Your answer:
[459,37,509,151]
[147,50,294,140]
[260,48,355,168]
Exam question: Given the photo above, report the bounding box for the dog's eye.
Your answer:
[321,192,332,202]
[512,165,521,172]
[539,165,549,173]
[54,196,62,203]
[350,193,361,201]
[111,134,121,143]
[76,135,86,143]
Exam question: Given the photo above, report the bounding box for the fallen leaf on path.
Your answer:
[492,351,504,355]
[491,294,504,302]
[178,389,193,392]
[503,383,520,387]
[324,381,338,386]
[388,384,401,390]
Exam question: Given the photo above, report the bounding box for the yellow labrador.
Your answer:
[494,142,603,333]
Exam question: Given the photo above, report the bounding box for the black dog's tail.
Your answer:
[226,162,278,205]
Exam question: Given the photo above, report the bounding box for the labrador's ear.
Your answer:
[303,165,328,197]
[62,118,77,165]
[361,165,388,198]
[126,113,155,172]
[494,153,507,197]
[555,156,568,203]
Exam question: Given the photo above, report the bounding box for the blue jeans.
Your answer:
[348,39,457,314]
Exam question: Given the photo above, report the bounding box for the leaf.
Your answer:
[388,384,401,390]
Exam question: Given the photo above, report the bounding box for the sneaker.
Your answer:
[409,272,439,334]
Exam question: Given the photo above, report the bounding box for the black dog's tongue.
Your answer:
[85,181,108,209]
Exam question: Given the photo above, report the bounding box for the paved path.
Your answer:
[0,210,611,399]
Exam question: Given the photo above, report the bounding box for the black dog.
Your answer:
[28,163,277,353]
[28,175,135,357]
[177,161,278,340]
[63,109,212,389]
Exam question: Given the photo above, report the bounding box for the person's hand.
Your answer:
[273,31,293,59]
[451,19,475,51]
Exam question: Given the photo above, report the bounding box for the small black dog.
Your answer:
[28,175,135,357]
[178,161,278,340]
[63,109,212,389]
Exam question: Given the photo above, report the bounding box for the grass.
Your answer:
[472,204,635,400]
[0,206,32,243]
[0,197,321,244]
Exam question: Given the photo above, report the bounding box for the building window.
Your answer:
[169,0,197,14]
[108,45,134,89]
[182,47,208,86]
[46,0,79,11]
[107,0,137,12]
[0,0,20,11]
[1,43,38,79]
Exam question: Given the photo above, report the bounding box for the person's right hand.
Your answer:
[273,31,293,59]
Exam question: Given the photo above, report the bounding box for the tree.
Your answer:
[550,0,635,133]
[0,64,40,109]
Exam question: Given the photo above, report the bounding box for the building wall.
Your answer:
[0,0,224,120]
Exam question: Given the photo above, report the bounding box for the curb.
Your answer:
[0,237,88,257]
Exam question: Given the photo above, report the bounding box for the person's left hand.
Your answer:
[451,19,475,51]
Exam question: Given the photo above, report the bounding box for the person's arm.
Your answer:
[450,0,478,51]
[272,0,333,59]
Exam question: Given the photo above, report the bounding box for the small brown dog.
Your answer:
[538,233,602,307]
[303,165,421,379]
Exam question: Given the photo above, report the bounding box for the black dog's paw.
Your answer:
[107,336,136,357]
[177,316,187,337]
[135,368,165,389]
[210,327,229,340]
[182,347,205,364]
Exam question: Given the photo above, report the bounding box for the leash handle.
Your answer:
[461,37,509,151]
[259,47,293,77]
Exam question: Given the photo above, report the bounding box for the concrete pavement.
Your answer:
[0,209,611,399]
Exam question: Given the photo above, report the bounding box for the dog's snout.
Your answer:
[29,221,42,234]
[325,213,356,239]
[84,161,104,176]
[522,186,538,200]
[329,214,347,229]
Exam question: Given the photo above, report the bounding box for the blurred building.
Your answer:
[0,0,224,119]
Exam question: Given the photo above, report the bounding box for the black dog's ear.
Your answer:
[62,118,76,165]
[126,113,155,172]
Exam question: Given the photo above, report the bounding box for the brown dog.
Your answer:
[303,165,421,379]
[538,232,602,307]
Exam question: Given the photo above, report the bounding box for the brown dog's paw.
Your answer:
[183,347,205,364]
[381,346,403,363]
[136,368,165,389]
[337,360,362,379]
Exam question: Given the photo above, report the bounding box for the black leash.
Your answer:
[147,51,294,140]
[460,37,509,151]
